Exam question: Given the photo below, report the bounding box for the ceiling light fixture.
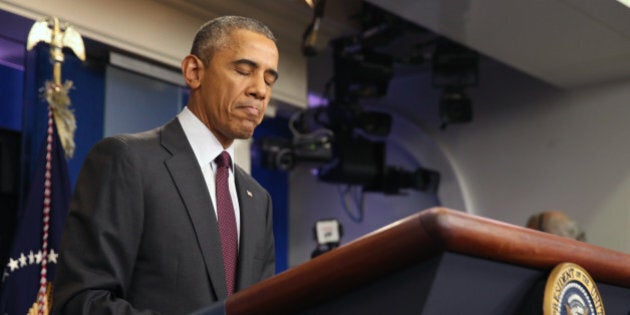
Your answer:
[616,0,630,8]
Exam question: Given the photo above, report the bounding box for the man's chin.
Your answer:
[233,128,255,140]
[236,121,260,138]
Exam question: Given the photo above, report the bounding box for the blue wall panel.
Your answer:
[252,116,291,273]
[0,65,23,131]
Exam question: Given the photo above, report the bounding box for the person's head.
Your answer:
[182,16,279,148]
[526,210,586,241]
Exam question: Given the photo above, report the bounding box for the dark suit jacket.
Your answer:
[53,118,275,315]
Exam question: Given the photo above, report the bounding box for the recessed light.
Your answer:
[616,0,630,8]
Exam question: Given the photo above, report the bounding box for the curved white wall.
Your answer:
[431,59,630,254]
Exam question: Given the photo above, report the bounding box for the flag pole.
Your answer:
[25,16,84,315]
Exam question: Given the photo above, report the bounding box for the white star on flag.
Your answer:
[19,253,27,267]
[48,249,59,264]
[35,251,42,264]
[8,258,19,272]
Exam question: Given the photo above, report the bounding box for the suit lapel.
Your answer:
[160,119,228,299]
[234,167,259,290]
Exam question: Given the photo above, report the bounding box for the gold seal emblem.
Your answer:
[543,262,605,315]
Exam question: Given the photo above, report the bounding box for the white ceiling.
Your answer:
[159,0,630,90]
[367,0,630,89]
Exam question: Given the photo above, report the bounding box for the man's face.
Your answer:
[197,29,279,146]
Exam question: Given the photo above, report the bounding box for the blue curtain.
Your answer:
[252,117,291,273]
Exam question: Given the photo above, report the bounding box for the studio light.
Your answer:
[302,0,326,57]
[431,38,478,88]
[332,38,394,100]
[431,37,478,128]
[439,86,473,128]
[254,2,444,197]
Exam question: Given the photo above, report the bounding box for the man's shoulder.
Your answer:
[89,123,172,159]
[95,128,159,151]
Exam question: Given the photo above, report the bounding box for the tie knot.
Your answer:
[215,151,231,169]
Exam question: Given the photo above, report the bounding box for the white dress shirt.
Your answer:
[177,107,241,243]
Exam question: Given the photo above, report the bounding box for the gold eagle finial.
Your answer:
[26,16,85,158]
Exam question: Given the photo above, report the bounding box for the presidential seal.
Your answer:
[543,262,605,315]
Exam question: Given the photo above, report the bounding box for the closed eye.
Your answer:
[235,65,252,76]
[264,71,278,86]
[232,59,278,86]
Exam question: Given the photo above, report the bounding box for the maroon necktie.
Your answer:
[215,151,238,296]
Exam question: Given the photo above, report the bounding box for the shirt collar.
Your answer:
[177,107,235,170]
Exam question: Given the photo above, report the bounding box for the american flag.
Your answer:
[0,115,71,315]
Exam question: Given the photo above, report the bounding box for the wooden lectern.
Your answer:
[196,207,630,314]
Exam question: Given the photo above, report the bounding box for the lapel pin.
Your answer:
[247,190,253,198]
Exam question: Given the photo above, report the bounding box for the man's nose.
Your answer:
[247,75,268,100]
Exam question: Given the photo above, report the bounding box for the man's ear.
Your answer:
[181,55,203,89]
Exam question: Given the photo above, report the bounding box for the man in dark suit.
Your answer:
[53,16,279,314]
